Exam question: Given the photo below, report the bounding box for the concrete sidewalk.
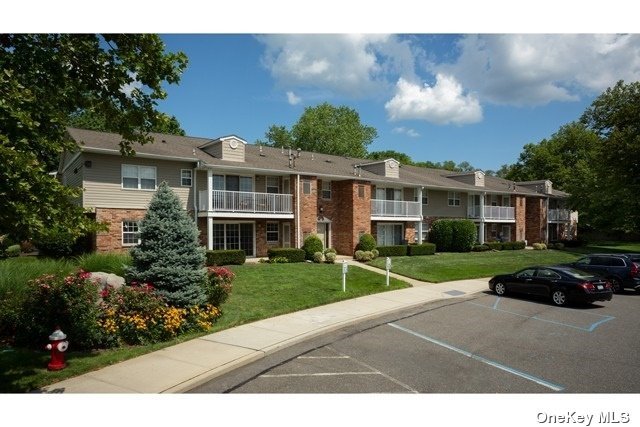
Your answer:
[40,262,490,394]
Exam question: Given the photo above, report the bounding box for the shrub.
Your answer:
[357,233,376,252]
[472,244,490,252]
[355,250,374,262]
[451,220,477,252]
[512,241,526,250]
[324,247,337,255]
[371,249,379,258]
[486,241,503,251]
[302,234,323,260]
[354,250,364,260]
[206,249,246,266]
[99,283,221,346]
[202,266,234,307]
[408,243,436,256]
[16,270,104,349]
[5,244,20,257]
[502,241,516,250]
[377,245,408,257]
[532,243,547,250]
[126,182,206,307]
[313,251,325,263]
[430,220,453,252]
[20,240,36,253]
[325,252,336,264]
[33,226,80,258]
[267,248,305,263]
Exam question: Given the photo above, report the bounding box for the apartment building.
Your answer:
[58,128,577,256]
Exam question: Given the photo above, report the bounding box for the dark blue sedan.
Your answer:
[489,266,613,306]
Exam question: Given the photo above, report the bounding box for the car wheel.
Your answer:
[610,278,623,294]
[494,282,506,296]
[551,289,567,306]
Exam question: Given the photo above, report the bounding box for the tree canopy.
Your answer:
[258,103,377,158]
[0,34,188,241]
[504,80,640,234]
[68,110,186,137]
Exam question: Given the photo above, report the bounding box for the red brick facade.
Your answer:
[525,197,548,244]
[95,208,147,252]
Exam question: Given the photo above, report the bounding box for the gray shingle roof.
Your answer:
[66,127,565,197]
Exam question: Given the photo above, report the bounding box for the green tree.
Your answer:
[126,182,206,307]
[259,103,377,158]
[68,110,186,136]
[367,150,414,165]
[580,80,640,233]
[0,34,187,241]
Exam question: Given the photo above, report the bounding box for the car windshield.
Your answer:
[557,267,598,280]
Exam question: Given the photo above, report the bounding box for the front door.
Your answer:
[317,222,329,249]
[282,223,291,248]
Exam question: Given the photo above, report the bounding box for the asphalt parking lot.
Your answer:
[190,290,640,393]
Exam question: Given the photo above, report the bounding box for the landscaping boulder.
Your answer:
[90,272,125,292]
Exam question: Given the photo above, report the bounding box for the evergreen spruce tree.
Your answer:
[126,182,206,307]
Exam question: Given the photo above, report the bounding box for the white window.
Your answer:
[266,222,279,243]
[422,190,429,205]
[321,180,331,199]
[448,191,461,206]
[302,179,311,195]
[181,169,193,187]
[266,176,279,194]
[122,221,141,246]
[502,195,511,207]
[122,165,156,190]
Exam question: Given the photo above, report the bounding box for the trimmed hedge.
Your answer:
[408,243,436,256]
[267,248,305,263]
[485,241,504,251]
[430,219,476,252]
[206,249,246,266]
[472,244,490,252]
[377,245,408,257]
[5,244,20,257]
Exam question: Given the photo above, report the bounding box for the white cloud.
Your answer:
[439,34,640,106]
[286,91,301,105]
[385,75,482,125]
[392,126,420,137]
[259,34,417,98]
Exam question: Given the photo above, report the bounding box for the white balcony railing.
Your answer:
[371,199,422,218]
[467,206,515,221]
[549,209,570,222]
[199,190,293,214]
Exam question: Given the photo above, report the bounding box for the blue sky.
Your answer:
[155,33,639,172]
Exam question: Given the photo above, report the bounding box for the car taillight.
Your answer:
[579,282,595,292]
[604,281,612,289]
[630,262,639,278]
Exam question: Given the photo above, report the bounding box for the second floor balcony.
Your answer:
[371,199,422,220]
[468,206,515,221]
[549,208,571,222]
[199,189,293,216]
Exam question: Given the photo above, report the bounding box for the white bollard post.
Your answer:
[385,257,391,287]
[342,260,348,292]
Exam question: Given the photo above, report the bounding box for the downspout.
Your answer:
[545,197,550,243]
[193,163,198,222]
[296,174,301,248]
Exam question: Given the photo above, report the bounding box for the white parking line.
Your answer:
[261,372,380,378]
[297,356,350,359]
[388,322,565,392]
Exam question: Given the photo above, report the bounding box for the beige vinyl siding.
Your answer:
[82,153,195,210]
[384,161,399,179]
[201,139,245,162]
[449,172,485,187]
[62,154,84,205]
[423,189,468,218]
[255,175,267,193]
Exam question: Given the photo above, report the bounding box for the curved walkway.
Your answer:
[41,261,490,394]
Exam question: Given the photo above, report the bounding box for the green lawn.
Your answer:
[565,242,640,255]
[0,262,408,392]
[368,249,582,283]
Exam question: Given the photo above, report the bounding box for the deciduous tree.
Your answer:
[0,34,187,241]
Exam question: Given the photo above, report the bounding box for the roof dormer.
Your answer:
[199,135,247,162]
[447,170,485,187]
[358,158,400,178]
[517,180,553,195]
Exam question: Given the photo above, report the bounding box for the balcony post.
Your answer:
[479,192,486,244]
[207,217,213,250]
[417,187,423,244]
[207,170,213,212]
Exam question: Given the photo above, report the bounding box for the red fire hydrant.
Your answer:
[46,328,69,371]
